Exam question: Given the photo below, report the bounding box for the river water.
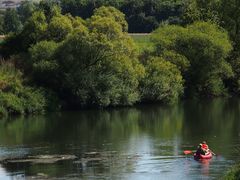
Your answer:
[0,98,240,179]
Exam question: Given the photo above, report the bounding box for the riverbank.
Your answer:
[224,163,240,180]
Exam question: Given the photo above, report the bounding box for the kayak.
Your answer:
[194,152,213,160]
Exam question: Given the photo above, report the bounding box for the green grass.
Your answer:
[129,33,154,53]
[223,163,240,180]
[0,36,5,45]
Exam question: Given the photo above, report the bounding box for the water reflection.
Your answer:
[0,165,9,179]
[0,98,239,179]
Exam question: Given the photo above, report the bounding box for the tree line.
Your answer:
[0,0,183,34]
[0,0,240,116]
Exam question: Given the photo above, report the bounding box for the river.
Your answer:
[0,98,240,179]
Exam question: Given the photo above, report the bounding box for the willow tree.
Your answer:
[29,6,144,107]
[152,21,233,97]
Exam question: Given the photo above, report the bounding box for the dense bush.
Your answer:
[47,15,73,42]
[29,9,145,107]
[224,163,240,180]
[0,63,47,116]
[151,22,233,97]
[140,57,183,104]
[0,6,146,110]
[29,40,59,87]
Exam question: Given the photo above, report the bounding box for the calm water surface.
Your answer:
[0,98,240,179]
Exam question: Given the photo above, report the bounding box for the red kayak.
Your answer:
[194,152,213,160]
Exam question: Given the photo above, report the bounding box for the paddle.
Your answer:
[183,150,194,155]
[210,150,216,156]
[183,149,217,156]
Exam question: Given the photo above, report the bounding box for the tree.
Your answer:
[140,57,183,104]
[25,7,144,107]
[53,14,144,106]
[59,0,185,33]
[17,0,37,23]
[29,40,59,87]
[0,10,48,57]
[60,0,96,18]
[161,50,190,74]
[93,6,128,32]
[20,11,48,50]
[127,13,159,33]
[151,22,233,97]
[47,15,73,42]
[120,0,144,17]
[182,0,220,25]
[3,8,23,33]
[38,0,61,21]
[0,62,47,116]
[0,16,4,34]
[219,0,240,52]
[181,0,240,94]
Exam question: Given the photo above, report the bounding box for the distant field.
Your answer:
[129,33,154,53]
[0,0,40,9]
[0,36,5,45]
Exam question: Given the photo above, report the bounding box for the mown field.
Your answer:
[129,33,154,53]
[0,36,5,45]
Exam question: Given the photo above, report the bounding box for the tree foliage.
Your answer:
[59,0,184,33]
[47,15,73,42]
[152,21,233,97]
[0,62,47,116]
[29,40,59,87]
[93,6,128,32]
[26,6,144,107]
[3,8,23,33]
[219,0,240,52]
[17,0,37,23]
[182,0,220,25]
[2,1,240,115]
[140,57,183,103]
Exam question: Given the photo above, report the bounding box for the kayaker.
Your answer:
[196,143,205,155]
[202,141,209,153]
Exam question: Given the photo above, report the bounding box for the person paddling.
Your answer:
[202,141,209,153]
[201,141,216,155]
[196,143,205,156]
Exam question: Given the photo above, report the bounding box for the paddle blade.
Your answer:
[184,150,193,155]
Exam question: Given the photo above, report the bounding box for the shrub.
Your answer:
[223,164,240,180]
[19,87,46,114]
[0,62,48,116]
[0,105,7,117]
[151,22,233,97]
[140,57,183,104]
[0,91,24,114]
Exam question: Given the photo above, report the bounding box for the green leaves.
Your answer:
[3,8,23,33]
[151,21,233,97]
[47,15,73,42]
[140,57,183,104]
[29,40,59,86]
[93,6,128,32]
[26,6,144,107]
[0,63,47,116]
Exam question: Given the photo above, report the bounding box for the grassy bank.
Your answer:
[129,33,154,53]
[0,35,5,45]
[223,164,240,180]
